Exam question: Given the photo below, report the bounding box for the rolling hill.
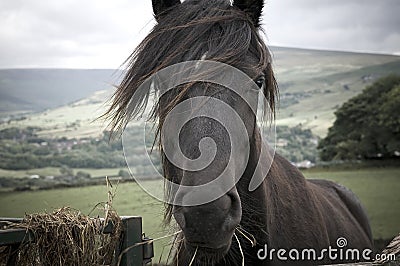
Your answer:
[271,47,400,135]
[1,47,399,138]
[0,69,121,113]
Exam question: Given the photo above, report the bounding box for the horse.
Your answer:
[105,0,373,265]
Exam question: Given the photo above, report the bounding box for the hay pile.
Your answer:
[0,179,122,266]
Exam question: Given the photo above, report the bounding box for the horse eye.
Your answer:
[255,76,265,90]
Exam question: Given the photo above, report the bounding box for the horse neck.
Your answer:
[238,128,308,245]
[236,128,271,243]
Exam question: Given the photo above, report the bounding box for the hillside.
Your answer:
[1,47,399,138]
[0,90,114,139]
[271,47,400,135]
[0,69,120,114]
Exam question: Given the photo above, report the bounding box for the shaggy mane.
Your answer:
[104,0,277,136]
[103,0,278,226]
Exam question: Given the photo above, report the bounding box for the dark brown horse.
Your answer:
[106,0,373,265]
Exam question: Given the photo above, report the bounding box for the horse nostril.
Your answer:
[173,188,241,238]
[227,190,238,204]
[225,188,240,208]
[226,189,242,228]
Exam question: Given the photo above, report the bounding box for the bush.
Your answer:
[76,171,91,179]
[60,165,74,176]
[319,75,400,161]
[118,169,130,178]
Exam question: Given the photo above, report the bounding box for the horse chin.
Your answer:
[184,239,232,263]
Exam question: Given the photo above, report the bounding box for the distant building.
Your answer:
[361,74,373,83]
[276,138,289,147]
[294,160,315,169]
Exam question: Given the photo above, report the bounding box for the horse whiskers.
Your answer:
[116,230,182,266]
[234,233,245,266]
[235,226,257,247]
[175,235,185,266]
[158,245,166,264]
[154,230,183,242]
[171,206,184,214]
[166,237,175,262]
[260,228,270,238]
[167,233,185,265]
[188,246,198,266]
[174,237,185,245]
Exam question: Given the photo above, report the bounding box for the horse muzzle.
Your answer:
[173,187,242,253]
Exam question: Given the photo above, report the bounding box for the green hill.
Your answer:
[271,47,400,136]
[0,69,120,114]
[1,47,399,138]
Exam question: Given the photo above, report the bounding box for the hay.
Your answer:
[0,178,122,266]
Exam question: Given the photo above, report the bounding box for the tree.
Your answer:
[318,75,400,161]
[60,165,74,176]
[76,171,91,179]
[118,169,131,178]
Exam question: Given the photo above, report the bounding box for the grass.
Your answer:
[0,167,128,178]
[0,180,171,262]
[0,97,108,139]
[302,167,400,239]
[0,167,58,178]
[0,167,399,260]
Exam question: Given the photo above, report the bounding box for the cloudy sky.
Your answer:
[1,0,399,68]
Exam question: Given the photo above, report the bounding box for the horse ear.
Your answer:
[233,0,264,27]
[152,0,181,21]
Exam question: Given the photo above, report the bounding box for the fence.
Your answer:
[0,216,154,266]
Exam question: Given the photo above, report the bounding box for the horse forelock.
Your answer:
[104,0,277,140]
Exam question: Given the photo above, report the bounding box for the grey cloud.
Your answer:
[0,0,154,68]
[0,0,399,68]
[264,0,400,53]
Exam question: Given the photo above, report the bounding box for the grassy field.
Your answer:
[0,167,399,260]
[0,167,128,179]
[302,167,400,239]
[0,180,171,262]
